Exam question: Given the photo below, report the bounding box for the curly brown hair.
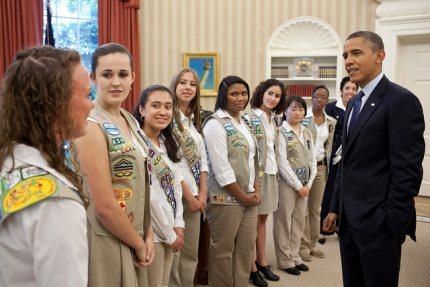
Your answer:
[250,79,287,114]
[169,68,203,135]
[0,46,88,207]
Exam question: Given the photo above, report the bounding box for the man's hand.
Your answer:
[323,212,339,233]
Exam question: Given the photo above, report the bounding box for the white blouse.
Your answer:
[250,108,277,175]
[204,109,257,192]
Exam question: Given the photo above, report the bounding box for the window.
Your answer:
[44,0,98,72]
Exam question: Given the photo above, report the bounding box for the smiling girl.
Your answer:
[132,85,185,287]
[247,79,287,287]
[168,68,208,287]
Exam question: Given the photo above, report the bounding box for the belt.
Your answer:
[317,158,327,166]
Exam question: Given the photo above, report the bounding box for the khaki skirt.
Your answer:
[257,173,279,214]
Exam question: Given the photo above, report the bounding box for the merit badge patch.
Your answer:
[21,166,48,180]
[128,211,135,222]
[2,176,57,214]
[103,122,120,136]
[3,169,21,190]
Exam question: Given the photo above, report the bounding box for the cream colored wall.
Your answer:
[139,0,379,111]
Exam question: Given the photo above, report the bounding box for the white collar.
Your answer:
[305,107,329,120]
[252,107,275,120]
[335,97,346,111]
[361,72,384,97]
[1,144,76,189]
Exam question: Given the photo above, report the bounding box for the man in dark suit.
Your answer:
[323,31,425,287]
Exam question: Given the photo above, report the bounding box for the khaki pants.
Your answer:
[207,204,257,287]
[169,199,201,287]
[147,242,174,287]
[273,182,308,269]
[300,165,327,254]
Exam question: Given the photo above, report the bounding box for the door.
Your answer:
[398,36,430,197]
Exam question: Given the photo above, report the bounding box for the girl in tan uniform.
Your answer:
[168,68,208,287]
[273,95,317,276]
[203,75,261,287]
[247,79,287,287]
[77,43,154,287]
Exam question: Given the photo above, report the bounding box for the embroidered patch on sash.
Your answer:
[293,167,307,185]
[2,176,57,214]
[114,189,122,199]
[3,169,21,190]
[111,154,136,163]
[113,159,133,172]
[223,122,234,130]
[111,137,125,146]
[96,113,107,120]
[226,196,232,203]
[118,200,126,211]
[213,194,218,202]
[227,129,238,136]
[128,211,134,222]
[103,122,120,136]
[21,166,48,180]
[301,118,311,127]
[108,142,136,156]
[115,171,133,177]
[123,189,132,199]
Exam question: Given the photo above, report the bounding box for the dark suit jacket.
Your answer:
[330,75,425,245]
[324,101,345,159]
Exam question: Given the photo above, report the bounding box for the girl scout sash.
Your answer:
[137,130,177,216]
[172,119,202,188]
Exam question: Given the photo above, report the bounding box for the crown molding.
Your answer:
[376,0,430,18]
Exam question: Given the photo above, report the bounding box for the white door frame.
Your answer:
[375,0,430,196]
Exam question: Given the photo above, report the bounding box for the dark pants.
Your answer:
[339,212,406,287]
[320,162,338,235]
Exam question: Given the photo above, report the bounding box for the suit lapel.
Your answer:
[344,76,388,155]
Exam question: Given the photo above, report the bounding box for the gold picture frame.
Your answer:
[183,52,220,96]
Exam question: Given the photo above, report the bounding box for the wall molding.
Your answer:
[376,0,430,18]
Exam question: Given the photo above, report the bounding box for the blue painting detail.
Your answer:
[189,58,214,90]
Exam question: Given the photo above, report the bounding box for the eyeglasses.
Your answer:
[312,95,328,100]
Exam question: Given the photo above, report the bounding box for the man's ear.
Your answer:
[376,49,386,65]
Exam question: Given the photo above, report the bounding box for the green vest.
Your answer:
[249,111,279,181]
[84,103,150,237]
[278,125,314,187]
[204,113,259,205]
[1,164,82,226]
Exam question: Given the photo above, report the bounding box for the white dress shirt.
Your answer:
[347,72,384,131]
[177,111,209,196]
[305,108,329,162]
[145,135,185,245]
[278,121,317,191]
[0,144,88,287]
[204,109,257,192]
[249,108,277,175]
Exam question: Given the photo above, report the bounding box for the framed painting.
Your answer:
[183,52,219,96]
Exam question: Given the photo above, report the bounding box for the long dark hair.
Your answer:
[132,85,181,163]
